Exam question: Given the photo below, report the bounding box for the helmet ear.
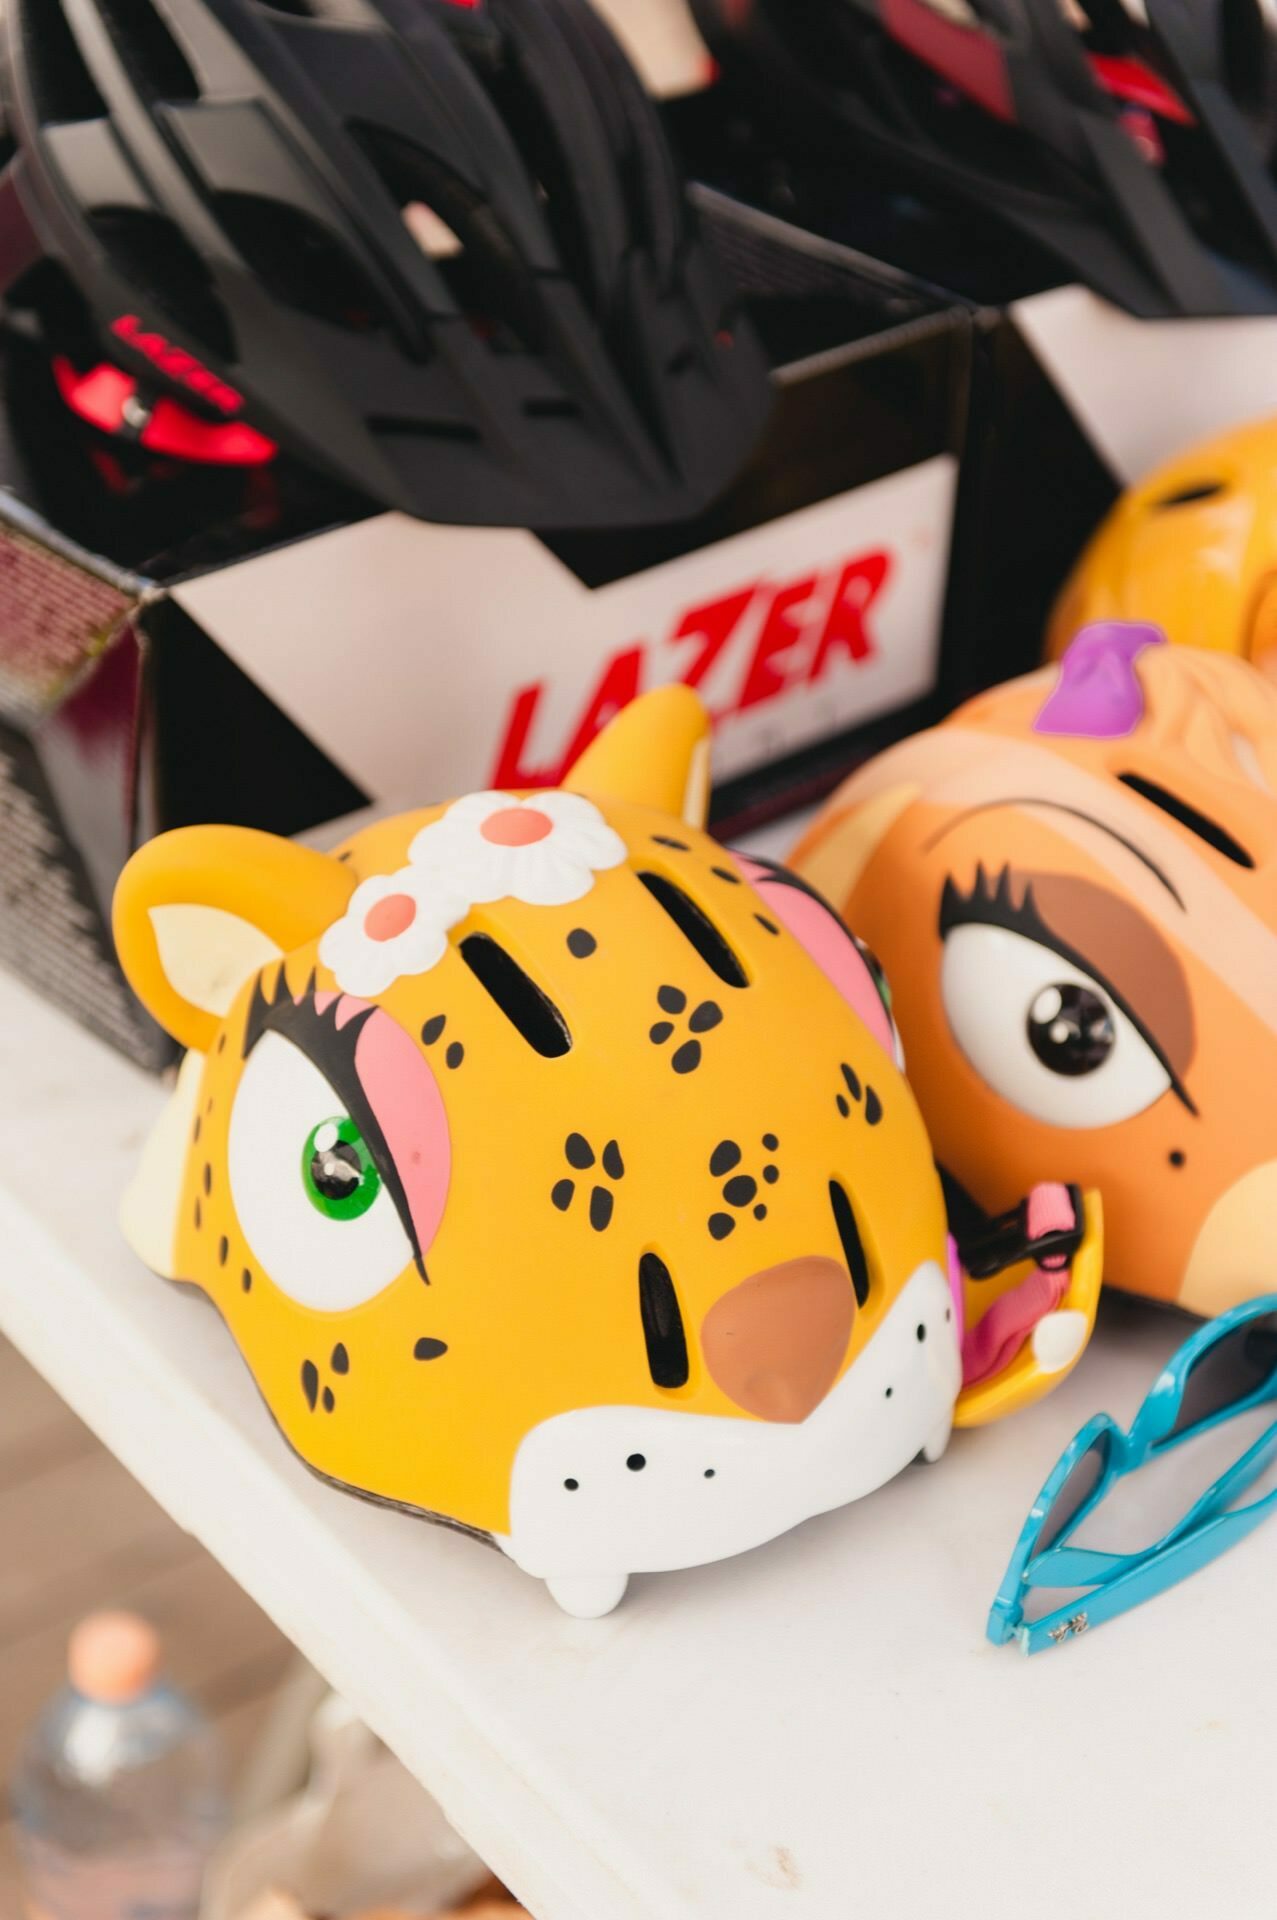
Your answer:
[113,827,356,1053]
[562,686,712,827]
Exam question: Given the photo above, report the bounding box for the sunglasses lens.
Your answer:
[1167,1312,1277,1442]
[1040,1430,1109,1553]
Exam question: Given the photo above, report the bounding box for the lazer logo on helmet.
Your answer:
[493,547,892,788]
[110,317,243,416]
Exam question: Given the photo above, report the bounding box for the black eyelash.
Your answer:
[243,968,428,1279]
[939,864,1197,1116]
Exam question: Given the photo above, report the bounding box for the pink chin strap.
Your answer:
[960,1183,1076,1387]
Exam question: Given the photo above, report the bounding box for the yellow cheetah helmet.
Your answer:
[114,688,1078,1614]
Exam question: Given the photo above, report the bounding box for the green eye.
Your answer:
[302,1115,381,1221]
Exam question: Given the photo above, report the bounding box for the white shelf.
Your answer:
[2,961,1274,1920]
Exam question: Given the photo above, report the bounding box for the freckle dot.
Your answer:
[704,1468,716,1479]
[627,1453,647,1472]
[564,1478,579,1491]
[1169,1149,1186,1168]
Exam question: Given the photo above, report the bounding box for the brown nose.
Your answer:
[701,1257,854,1423]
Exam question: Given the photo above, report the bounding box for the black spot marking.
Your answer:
[589,1186,614,1232]
[414,1337,448,1361]
[566,1132,595,1170]
[865,1087,883,1126]
[704,1468,716,1478]
[217,1235,229,1267]
[564,1477,579,1491]
[567,929,597,958]
[322,1386,336,1413]
[709,1212,735,1240]
[1170,1149,1186,1168]
[446,1041,464,1070]
[916,1323,927,1342]
[193,1115,201,1144]
[627,1453,647,1472]
[241,1268,252,1293]
[302,1360,319,1410]
[672,1040,702,1075]
[689,1000,722,1033]
[650,1021,674,1044]
[194,1198,202,1231]
[885,1386,893,1399]
[724,1174,757,1208]
[753,1204,767,1221]
[551,1179,575,1212]
[836,1094,850,1118]
[841,1063,862,1101]
[331,1343,349,1374]
[763,1164,779,1184]
[202,1162,212,1195]
[652,835,690,851]
[658,984,687,1014]
[711,866,741,885]
[217,1033,227,1054]
[756,915,780,935]
[421,1014,446,1046]
[762,1133,779,1150]
[602,1139,624,1180]
[337,848,353,862]
[710,1139,741,1177]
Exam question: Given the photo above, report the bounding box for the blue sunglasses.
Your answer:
[988,1294,1277,1655]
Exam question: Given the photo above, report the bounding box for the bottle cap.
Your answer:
[68,1612,161,1704]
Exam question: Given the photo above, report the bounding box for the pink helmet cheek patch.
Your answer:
[736,856,897,1060]
[353,1009,451,1256]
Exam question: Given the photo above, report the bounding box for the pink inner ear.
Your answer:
[736,856,897,1059]
[353,1008,451,1257]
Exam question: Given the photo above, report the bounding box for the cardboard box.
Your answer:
[0,188,976,1067]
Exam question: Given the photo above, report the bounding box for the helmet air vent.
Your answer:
[637,872,748,988]
[458,933,572,1056]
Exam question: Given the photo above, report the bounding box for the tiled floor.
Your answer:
[0,1335,292,1912]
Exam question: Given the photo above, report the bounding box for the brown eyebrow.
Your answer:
[1027,871,1196,1085]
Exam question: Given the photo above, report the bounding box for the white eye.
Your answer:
[228,1031,412,1310]
[940,924,1172,1129]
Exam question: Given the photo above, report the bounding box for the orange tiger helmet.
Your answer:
[793,623,1277,1317]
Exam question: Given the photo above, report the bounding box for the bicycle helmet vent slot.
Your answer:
[637,872,748,988]
[86,205,235,359]
[829,1179,871,1309]
[458,933,572,1056]
[95,0,199,103]
[20,0,108,124]
[638,1253,690,1390]
[213,193,391,337]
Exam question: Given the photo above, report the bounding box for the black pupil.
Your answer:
[1027,984,1115,1076]
[311,1140,361,1200]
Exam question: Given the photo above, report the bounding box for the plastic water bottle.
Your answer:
[12,1611,228,1920]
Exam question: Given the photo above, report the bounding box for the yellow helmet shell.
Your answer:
[116,689,975,1615]
[1048,415,1277,673]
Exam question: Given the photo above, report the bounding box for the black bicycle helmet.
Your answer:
[0,0,772,527]
[690,0,1277,318]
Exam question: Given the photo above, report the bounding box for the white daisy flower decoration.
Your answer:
[409,790,626,908]
[319,866,467,998]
